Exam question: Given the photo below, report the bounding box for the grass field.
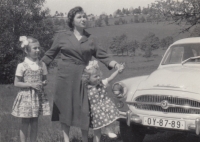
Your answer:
[87,22,191,41]
[0,21,192,141]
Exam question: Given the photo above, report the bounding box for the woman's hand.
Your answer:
[42,80,48,86]
[115,63,125,73]
[119,63,125,73]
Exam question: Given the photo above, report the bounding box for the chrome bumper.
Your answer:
[120,110,142,126]
[120,111,200,135]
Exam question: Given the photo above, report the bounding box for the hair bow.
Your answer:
[86,60,99,70]
[19,36,29,48]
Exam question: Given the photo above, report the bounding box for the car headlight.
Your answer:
[112,82,127,98]
[116,100,124,108]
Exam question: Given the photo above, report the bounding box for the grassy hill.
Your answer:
[87,22,191,42]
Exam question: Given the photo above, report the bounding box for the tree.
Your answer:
[142,7,149,15]
[139,16,146,23]
[129,7,134,15]
[60,12,64,17]
[134,6,142,14]
[54,18,61,25]
[114,20,119,25]
[110,34,128,55]
[95,18,102,27]
[118,18,127,24]
[127,40,140,56]
[190,25,200,37]
[115,9,123,16]
[134,15,139,23]
[60,18,66,29]
[104,16,109,26]
[0,0,54,84]
[130,18,134,23]
[164,36,174,48]
[122,8,126,15]
[55,11,59,16]
[125,8,130,15]
[160,36,173,50]
[146,15,152,22]
[151,0,200,31]
[140,33,160,57]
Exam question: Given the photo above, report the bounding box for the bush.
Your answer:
[139,16,146,23]
[114,20,120,25]
[95,18,102,27]
[130,18,134,23]
[190,25,200,37]
[134,15,139,23]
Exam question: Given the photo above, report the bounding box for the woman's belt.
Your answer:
[62,59,87,65]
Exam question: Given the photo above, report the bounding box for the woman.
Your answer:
[42,6,123,142]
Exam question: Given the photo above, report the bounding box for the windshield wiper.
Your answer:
[181,56,200,65]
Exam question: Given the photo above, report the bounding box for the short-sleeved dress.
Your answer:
[87,79,120,130]
[11,57,51,118]
[42,30,113,130]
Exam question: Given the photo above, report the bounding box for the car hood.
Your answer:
[138,66,200,93]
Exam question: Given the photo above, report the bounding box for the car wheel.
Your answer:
[120,121,145,142]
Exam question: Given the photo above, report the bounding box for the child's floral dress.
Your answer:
[11,57,51,118]
[87,78,120,130]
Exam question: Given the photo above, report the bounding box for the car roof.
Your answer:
[171,37,200,46]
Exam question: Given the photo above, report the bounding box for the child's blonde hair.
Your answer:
[82,60,102,85]
[19,36,40,52]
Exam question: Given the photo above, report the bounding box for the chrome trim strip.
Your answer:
[127,101,200,110]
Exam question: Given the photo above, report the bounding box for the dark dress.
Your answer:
[42,30,113,130]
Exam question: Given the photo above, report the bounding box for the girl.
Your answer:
[11,36,51,142]
[82,60,124,142]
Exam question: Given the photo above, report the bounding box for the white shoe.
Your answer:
[107,132,117,139]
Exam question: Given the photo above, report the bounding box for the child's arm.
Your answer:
[42,62,48,86]
[107,69,120,83]
[14,63,43,90]
[107,63,125,83]
[14,76,42,90]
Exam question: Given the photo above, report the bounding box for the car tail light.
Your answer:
[112,82,127,98]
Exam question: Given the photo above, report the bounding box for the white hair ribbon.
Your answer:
[19,36,29,48]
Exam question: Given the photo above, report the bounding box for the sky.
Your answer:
[44,0,156,16]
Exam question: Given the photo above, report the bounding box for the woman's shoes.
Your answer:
[107,132,117,139]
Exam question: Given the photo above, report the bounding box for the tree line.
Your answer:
[109,33,174,57]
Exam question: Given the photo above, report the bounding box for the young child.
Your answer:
[11,36,51,142]
[82,60,124,142]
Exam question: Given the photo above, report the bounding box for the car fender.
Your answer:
[120,75,149,101]
[114,75,149,112]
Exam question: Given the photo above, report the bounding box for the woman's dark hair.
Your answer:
[67,6,84,30]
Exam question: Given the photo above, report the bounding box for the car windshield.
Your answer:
[162,44,200,65]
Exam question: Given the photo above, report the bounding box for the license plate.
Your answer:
[143,117,185,130]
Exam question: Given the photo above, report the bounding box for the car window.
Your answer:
[162,44,200,65]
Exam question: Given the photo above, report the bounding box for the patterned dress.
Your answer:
[87,79,120,130]
[11,61,51,118]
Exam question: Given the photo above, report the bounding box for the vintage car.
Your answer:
[112,37,200,142]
